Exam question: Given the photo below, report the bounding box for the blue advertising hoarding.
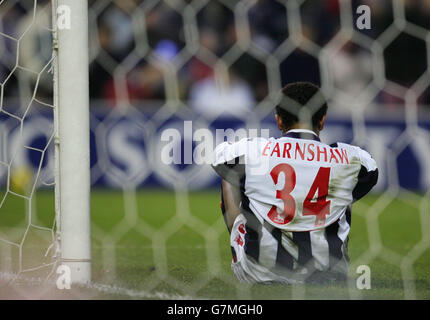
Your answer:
[1,107,429,192]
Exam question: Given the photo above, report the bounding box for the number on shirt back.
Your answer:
[267,164,331,227]
[267,164,296,225]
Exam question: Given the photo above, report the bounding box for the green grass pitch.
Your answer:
[0,189,429,299]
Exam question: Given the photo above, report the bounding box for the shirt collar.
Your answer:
[282,129,321,142]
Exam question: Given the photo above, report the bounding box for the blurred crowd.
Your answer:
[1,0,429,115]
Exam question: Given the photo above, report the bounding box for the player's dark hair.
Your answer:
[276,82,328,130]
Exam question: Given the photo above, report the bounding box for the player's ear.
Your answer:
[275,114,284,132]
[318,114,327,131]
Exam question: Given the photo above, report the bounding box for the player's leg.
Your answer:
[220,179,241,232]
[220,181,305,284]
[229,213,302,284]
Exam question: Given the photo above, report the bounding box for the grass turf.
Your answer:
[0,189,429,299]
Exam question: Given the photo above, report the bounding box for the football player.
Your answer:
[212,82,378,284]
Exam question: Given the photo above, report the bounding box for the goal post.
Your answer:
[55,0,91,284]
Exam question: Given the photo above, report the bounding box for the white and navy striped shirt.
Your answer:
[213,129,378,280]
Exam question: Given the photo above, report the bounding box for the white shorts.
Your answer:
[229,213,349,284]
[230,214,303,284]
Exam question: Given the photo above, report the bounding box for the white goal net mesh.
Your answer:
[0,0,429,299]
[0,0,58,293]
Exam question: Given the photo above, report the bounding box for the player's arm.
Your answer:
[221,179,241,232]
[352,147,379,202]
[212,139,250,232]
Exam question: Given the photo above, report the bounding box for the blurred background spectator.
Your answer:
[190,68,254,118]
[0,0,52,105]
[1,0,429,112]
[248,0,288,52]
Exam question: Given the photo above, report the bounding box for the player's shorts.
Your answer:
[230,213,349,284]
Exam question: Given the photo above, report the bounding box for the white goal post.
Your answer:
[54,0,91,284]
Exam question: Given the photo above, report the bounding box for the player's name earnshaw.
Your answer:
[166,303,263,317]
[262,141,350,164]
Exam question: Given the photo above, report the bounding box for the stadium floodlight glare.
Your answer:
[55,0,91,284]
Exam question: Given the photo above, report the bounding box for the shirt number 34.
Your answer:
[267,164,331,227]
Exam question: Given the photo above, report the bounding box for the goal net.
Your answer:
[1,0,429,299]
[0,0,59,289]
[0,0,91,298]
